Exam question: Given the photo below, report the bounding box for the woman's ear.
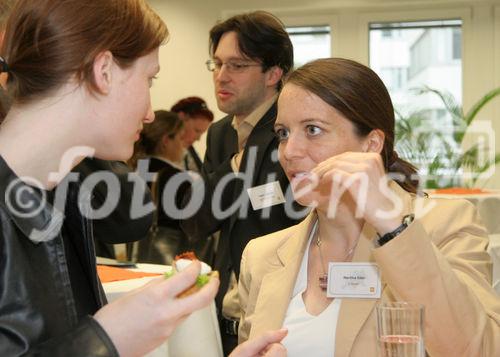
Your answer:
[177,111,187,120]
[93,51,114,94]
[363,129,385,153]
[155,134,170,156]
[162,134,170,146]
[0,73,7,90]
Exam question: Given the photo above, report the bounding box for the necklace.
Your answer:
[316,232,359,290]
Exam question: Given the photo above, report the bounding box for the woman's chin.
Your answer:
[94,147,132,162]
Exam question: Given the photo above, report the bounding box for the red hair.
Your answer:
[171,96,214,122]
[2,0,168,103]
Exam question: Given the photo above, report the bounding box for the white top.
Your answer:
[282,221,341,357]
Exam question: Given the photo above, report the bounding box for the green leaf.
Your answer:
[469,152,500,186]
[195,274,210,287]
[395,86,500,189]
[164,270,210,288]
[464,87,500,126]
[413,86,464,128]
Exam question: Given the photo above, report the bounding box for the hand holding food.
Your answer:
[165,252,219,297]
[94,256,219,357]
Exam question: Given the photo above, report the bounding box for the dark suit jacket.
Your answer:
[73,158,153,258]
[135,157,191,264]
[180,102,306,310]
[146,157,190,230]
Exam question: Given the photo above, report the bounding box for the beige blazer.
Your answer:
[239,184,500,356]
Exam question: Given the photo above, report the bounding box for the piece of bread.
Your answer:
[165,251,218,298]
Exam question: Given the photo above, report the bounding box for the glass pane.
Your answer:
[287,26,331,68]
[370,20,464,188]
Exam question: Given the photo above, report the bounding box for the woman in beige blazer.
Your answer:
[238,58,500,356]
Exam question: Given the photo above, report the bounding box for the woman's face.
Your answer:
[275,83,368,206]
[181,115,211,148]
[95,48,159,161]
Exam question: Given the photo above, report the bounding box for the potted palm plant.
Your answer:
[395,86,500,189]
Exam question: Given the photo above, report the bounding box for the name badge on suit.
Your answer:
[247,181,286,210]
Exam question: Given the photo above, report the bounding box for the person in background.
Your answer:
[171,96,214,172]
[238,58,500,356]
[180,11,305,355]
[129,110,190,264]
[0,1,290,356]
[171,96,218,264]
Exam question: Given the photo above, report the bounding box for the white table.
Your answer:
[103,263,223,357]
[428,190,500,293]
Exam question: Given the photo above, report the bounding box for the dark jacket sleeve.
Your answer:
[180,124,238,242]
[73,158,153,244]
[1,316,118,357]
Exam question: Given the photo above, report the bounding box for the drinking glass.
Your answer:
[376,302,425,357]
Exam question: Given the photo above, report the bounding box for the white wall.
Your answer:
[149,0,500,188]
[148,1,223,156]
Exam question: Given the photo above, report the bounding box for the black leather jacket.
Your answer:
[0,157,152,356]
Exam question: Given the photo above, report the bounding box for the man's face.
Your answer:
[212,31,274,118]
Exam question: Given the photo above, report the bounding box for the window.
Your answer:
[370,20,463,183]
[286,26,331,68]
[370,19,462,113]
[452,28,461,60]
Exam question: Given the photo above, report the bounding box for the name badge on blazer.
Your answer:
[327,263,381,299]
[247,181,285,210]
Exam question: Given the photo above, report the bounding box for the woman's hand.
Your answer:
[230,329,288,357]
[310,152,404,235]
[94,260,219,357]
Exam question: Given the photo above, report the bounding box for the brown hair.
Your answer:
[286,58,419,193]
[128,110,184,168]
[209,11,293,90]
[0,89,10,122]
[1,0,168,104]
[0,0,15,30]
[171,96,214,122]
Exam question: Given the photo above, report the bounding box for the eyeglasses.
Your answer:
[205,59,262,73]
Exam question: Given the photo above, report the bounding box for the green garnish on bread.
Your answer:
[164,252,218,297]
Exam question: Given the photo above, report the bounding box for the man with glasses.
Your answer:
[181,11,305,355]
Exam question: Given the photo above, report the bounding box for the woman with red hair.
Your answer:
[171,96,214,172]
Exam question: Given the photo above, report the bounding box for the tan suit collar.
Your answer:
[276,211,317,266]
[250,212,317,338]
